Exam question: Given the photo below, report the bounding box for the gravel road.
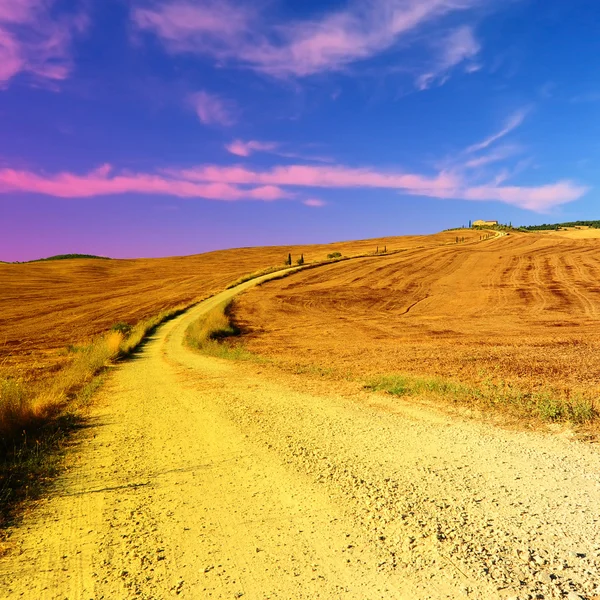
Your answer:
[1,273,599,599]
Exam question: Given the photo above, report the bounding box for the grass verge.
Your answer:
[365,373,598,426]
[226,265,292,289]
[0,302,194,527]
[185,300,256,361]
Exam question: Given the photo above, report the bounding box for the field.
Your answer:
[232,231,600,419]
[0,230,475,383]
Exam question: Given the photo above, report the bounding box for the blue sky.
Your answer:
[1,0,598,260]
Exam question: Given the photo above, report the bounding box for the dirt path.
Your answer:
[1,274,599,599]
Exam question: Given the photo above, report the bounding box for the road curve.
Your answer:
[1,270,600,599]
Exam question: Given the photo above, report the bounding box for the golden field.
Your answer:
[232,231,600,420]
[0,230,472,382]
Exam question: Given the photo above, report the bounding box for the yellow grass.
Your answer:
[185,301,253,360]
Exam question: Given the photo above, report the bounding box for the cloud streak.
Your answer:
[133,0,483,80]
[466,109,529,154]
[0,160,588,212]
[226,140,278,157]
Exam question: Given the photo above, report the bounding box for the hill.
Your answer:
[232,231,600,418]
[30,253,110,262]
[520,220,600,231]
[0,230,475,382]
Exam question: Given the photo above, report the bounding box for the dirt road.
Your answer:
[1,273,599,599]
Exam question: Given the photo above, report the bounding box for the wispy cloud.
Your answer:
[133,0,483,80]
[466,108,529,154]
[303,198,326,207]
[416,25,481,90]
[226,140,278,157]
[0,159,588,212]
[225,139,334,163]
[570,91,600,104]
[190,90,236,126]
[463,144,522,169]
[0,0,88,86]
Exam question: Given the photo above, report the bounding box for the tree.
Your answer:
[296,254,304,265]
[469,220,472,228]
[286,253,292,266]
[383,245,387,253]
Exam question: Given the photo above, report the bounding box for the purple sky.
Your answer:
[1,1,599,261]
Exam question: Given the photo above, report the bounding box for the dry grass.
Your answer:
[0,303,190,523]
[365,374,598,425]
[185,301,253,360]
[231,231,600,427]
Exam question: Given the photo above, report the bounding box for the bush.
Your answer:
[327,252,342,259]
[111,322,132,336]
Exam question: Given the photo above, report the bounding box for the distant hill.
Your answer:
[520,220,600,231]
[30,253,111,262]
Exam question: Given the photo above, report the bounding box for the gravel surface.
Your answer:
[1,274,599,599]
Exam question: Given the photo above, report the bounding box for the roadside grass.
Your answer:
[185,300,256,361]
[0,302,193,527]
[365,374,598,426]
[226,265,292,289]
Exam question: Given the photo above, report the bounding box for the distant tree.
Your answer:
[456,236,459,243]
[469,220,472,228]
[376,246,379,254]
[296,254,304,265]
[286,253,292,266]
[383,245,387,253]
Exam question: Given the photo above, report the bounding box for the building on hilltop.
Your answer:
[472,219,499,227]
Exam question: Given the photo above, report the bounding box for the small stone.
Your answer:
[566,593,583,600]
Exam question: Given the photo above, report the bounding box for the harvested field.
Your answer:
[0,230,474,382]
[232,231,600,411]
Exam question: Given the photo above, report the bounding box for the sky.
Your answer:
[1,0,599,261]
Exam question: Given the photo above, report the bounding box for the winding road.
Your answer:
[1,271,599,599]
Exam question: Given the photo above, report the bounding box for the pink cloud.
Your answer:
[190,90,236,126]
[176,164,461,193]
[0,165,290,201]
[226,140,278,157]
[134,0,482,79]
[0,0,88,86]
[0,161,587,212]
[460,182,589,212]
[303,198,326,207]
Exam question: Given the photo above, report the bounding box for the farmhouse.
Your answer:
[473,219,498,227]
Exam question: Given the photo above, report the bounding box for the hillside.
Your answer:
[0,230,477,382]
[232,231,600,416]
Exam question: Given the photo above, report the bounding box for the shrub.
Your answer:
[327,252,342,259]
[111,322,132,336]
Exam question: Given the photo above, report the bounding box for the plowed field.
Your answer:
[0,231,475,381]
[233,232,600,400]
